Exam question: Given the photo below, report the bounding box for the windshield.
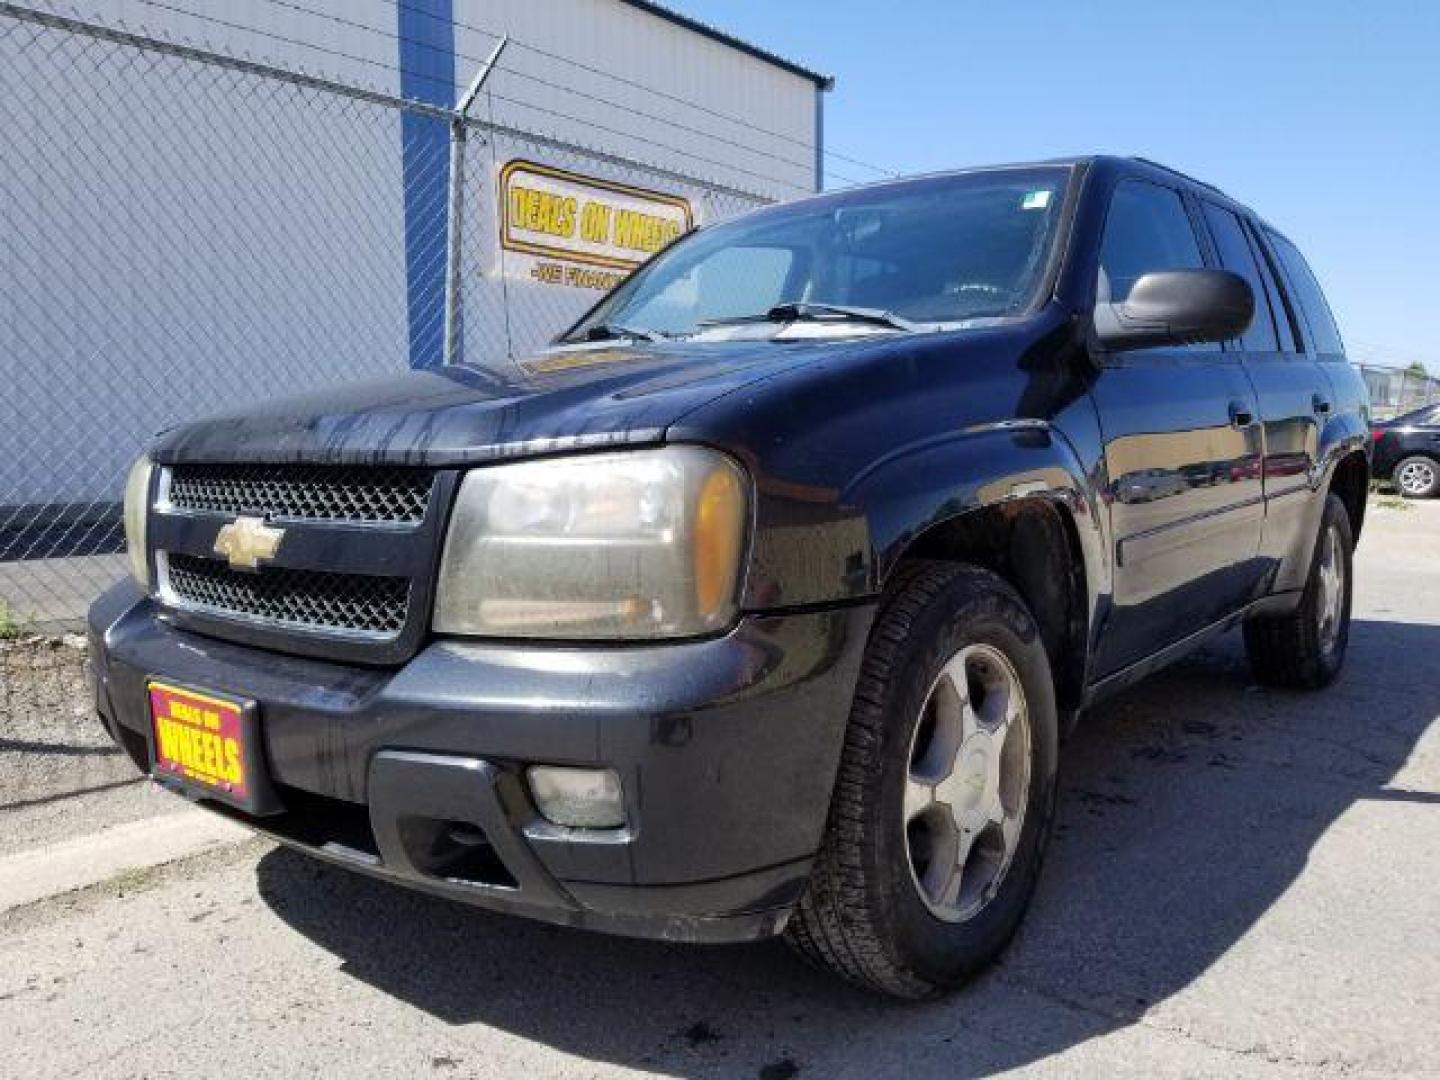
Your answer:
[563,166,1072,342]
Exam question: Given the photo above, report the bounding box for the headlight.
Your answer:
[434,446,749,639]
[122,453,155,590]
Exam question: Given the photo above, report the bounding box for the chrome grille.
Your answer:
[167,465,433,525]
[166,554,409,638]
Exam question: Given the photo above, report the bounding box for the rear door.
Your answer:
[1262,229,1370,581]
[1197,201,1324,586]
[1089,178,1265,677]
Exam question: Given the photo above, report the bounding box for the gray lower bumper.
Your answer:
[89,582,874,942]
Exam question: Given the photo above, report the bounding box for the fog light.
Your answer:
[527,766,625,829]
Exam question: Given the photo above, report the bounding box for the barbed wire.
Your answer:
[113,0,829,194]
[382,0,898,179]
[110,0,893,188]
[246,0,877,187]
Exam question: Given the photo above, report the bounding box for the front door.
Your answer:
[1089,179,1265,677]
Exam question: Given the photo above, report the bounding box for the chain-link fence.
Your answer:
[1354,362,1440,418]
[7,3,1434,640]
[0,3,770,633]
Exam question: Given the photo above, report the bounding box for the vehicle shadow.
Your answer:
[256,617,1438,1077]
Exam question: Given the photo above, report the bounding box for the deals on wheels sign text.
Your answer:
[498,160,694,292]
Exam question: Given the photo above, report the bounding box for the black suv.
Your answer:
[90,156,1370,998]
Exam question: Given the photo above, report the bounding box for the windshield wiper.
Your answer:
[580,322,667,343]
[702,301,918,333]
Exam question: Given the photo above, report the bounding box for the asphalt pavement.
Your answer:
[2,498,1437,1079]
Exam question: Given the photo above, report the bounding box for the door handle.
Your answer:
[1312,394,1333,415]
[1228,400,1255,429]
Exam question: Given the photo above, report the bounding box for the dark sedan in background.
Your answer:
[1373,403,1440,497]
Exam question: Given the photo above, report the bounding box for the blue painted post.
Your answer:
[397,0,455,369]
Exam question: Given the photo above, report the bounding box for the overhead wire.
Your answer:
[387,0,898,179]
[252,0,879,187]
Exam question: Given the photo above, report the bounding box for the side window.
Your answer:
[1099,180,1207,303]
[1244,224,1298,352]
[1201,203,1279,352]
[1267,232,1345,356]
[1099,181,1219,353]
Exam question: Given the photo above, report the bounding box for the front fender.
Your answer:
[843,421,1110,619]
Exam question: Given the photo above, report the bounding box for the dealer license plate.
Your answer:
[148,681,254,805]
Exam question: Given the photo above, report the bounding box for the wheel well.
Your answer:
[896,499,1088,712]
[1330,451,1369,540]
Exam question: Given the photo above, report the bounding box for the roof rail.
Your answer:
[1130,157,1231,200]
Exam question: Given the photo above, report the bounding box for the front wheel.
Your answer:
[1243,492,1354,689]
[785,562,1059,999]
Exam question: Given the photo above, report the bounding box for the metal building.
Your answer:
[0,0,830,624]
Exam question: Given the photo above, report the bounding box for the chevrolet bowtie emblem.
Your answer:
[213,515,285,572]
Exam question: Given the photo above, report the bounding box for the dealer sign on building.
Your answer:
[498,160,696,293]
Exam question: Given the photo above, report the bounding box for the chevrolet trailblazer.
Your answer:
[90,156,1369,997]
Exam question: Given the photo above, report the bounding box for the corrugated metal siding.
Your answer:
[77,0,821,199]
[1,2,411,506]
[457,0,818,200]
[1,0,819,511]
[82,0,402,92]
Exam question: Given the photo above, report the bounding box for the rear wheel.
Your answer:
[1243,492,1354,689]
[1394,455,1439,499]
[786,562,1059,999]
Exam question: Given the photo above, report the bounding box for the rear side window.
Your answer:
[1245,223,1298,353]
[1201,203,1278,352]
[1267,232,1345,355]
[1099,180,1206,303]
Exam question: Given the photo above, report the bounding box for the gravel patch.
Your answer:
[0,636,175,856]
[2,635,99,747]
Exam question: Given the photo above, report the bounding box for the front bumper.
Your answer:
[88,582,873,943]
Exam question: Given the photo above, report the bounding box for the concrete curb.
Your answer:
[0,806,252,914]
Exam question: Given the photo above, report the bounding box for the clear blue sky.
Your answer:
[681,0,1440,372]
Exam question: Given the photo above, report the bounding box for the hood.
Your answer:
[150,338,884,466]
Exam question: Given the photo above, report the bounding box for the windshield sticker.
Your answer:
[497,160,696,292]
[1021,190,1052,211]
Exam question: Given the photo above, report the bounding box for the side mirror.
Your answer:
[1094,269,1254,351]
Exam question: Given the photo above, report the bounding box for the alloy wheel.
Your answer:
[1315,522,1346,656]
[1397,459,1436,497]
[903,643,1031,923]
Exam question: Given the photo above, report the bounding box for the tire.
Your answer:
[1243,492,1354,690]
[1394,455,1439,499]
[785,561,1059,999]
